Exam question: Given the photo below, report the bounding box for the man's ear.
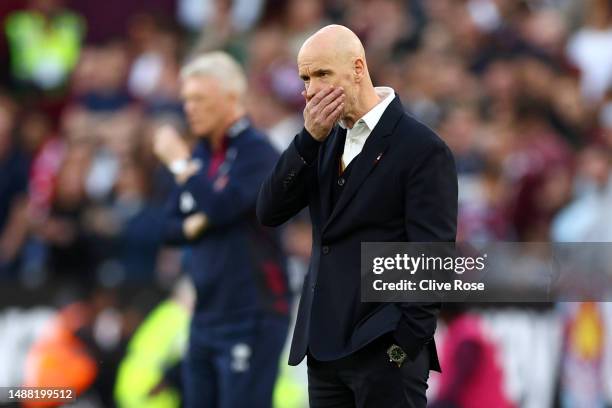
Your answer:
[353,57,366,83]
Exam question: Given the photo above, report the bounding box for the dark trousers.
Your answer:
[183,315,289,408]
[307,334,431,408]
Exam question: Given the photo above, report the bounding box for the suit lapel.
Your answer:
[318,126,346,223]
[323,97,404,233]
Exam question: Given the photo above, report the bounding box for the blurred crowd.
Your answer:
[2,0,612,283]
[1,0,612,406]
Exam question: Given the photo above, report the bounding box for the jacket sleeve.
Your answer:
[394,137,458,359]
[162,186,190,246]
[256,128,320,227]
[181,140,280,230]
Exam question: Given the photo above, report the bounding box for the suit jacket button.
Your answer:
[322,245,330,255]
[337,178,345,186]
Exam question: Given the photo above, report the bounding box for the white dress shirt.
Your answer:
[340,86,395,169]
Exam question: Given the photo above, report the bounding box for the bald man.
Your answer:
[257,25,457,408]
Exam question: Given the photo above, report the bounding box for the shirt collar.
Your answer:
[227,116,250,138]
[339,86,396,132]
[200,116,249,152]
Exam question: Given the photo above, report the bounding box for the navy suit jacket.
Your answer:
[257,97,457,370]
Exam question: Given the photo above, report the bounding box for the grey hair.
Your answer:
[180,51,247,98]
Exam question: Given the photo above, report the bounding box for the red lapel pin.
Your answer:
[374,152,383,165]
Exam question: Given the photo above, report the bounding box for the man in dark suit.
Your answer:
[257,25,457,407]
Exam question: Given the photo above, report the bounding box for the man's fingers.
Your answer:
[317,87,344,111]
[309,87,343,115]
[320,93,345,117]
[309,86,335,108]
[154,125,178,148]
[157,124,179,139]
[303,86,345,140]
[325,102,345,126]
[320,101,345,129]
[308,87,344,120]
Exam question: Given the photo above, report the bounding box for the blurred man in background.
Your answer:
[153,51,291,408]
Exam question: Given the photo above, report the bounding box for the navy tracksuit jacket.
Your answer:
[163,119,291,407]
[164,119,291,324]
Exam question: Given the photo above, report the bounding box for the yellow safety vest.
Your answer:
[4,10,84,89]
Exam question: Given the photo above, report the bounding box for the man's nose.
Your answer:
[305,81,323,101]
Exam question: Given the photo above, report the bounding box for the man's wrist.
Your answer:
[169,158,190,175]
[169,158,201,184]
[294,128,322,164]
[392,327,430,361]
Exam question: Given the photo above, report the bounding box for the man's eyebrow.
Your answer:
[299,68,332,81]
[312,69,331,76]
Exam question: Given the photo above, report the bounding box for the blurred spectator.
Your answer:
[177,0,264,34]
[73,41,132,113]
[21,286,150,406]
[247,38,304,152]
[22,300,98,404]
[506,97,573,240]
[83,161,166,284]
[187,0,267,62]
[552,146,612,241]
[343,0,423,67]
[126,13,183,116]
[250,90,303,153]
[431,306,515,408]
[281,0,327,55]
[114,278,194,408]
[567,0,612,103]
[34,143,97,283]
[0,92,28,275]
[521,7,569,62]
[66,0,175,44]
[439,105,486,175]
[3,0,85,92]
